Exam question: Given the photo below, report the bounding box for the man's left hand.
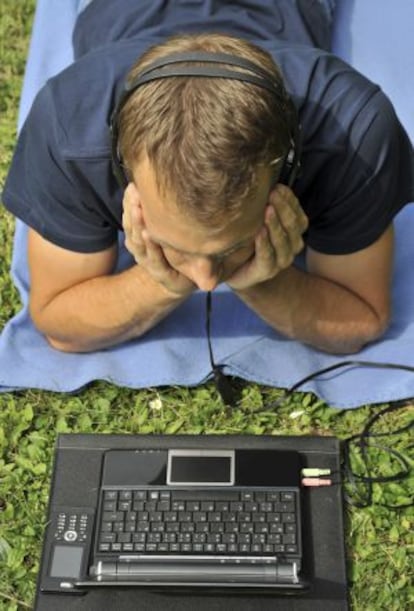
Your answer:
[227,184,308,291]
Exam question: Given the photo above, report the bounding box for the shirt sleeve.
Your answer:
[2,83,118,253]
[305,90,414,255]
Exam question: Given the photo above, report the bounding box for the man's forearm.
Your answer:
[33,265,190,352]
[234,266,388,354]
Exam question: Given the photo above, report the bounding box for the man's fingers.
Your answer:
[271,184,308,233]
[141,229,170,274]
[264,205,294,269]
[122,182,149,261]
[269,185,307,258]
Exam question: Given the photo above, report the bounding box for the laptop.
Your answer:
[39,446,309,594]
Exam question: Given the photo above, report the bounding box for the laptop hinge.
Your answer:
[90,557,299,584]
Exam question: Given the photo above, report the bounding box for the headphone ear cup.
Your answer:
[279,137,301,187]
[110,105,129,189]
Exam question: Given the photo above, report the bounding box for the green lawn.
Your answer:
[0,2,412,610]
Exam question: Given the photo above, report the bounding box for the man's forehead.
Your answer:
[141,193,265,257]
[132,156,272,255]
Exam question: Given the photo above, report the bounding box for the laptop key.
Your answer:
[186,501,200,511]
[132,533,146,543]
[133,543,145,552]
[133,491,147,501]
[148,533,161,543]
[118,501,131,511]
[111,543,122,552]
[193,543,204,552]
[103,501,117,511]
[102,511,123,522]
[98,543,111,552]
[100,533,116,543]
[193,512,207,522]
[118,533,131,543]
[201,502,215,512]
[181,544,192,552]
[222,534,236,543]
[158,543,169,552]
[275,502,295,513]
[172,490,239,501]
[122,543,134,552]
[157,501,171,512]
[103,490,118,501]
[204,544,216,552]
[146,544,157,552]
[119,491,132,501]
[223,512,237,522]
[282,513,296,523]
[266,492,280,502]
[163,533,177,543]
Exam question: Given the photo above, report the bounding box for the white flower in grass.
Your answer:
[149,397,163,411]
[289,409,305,419]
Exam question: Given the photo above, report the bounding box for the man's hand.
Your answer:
[122,183,196,296]
[227,184,308,291]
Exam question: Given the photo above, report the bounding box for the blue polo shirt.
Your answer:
[3,0,414,255]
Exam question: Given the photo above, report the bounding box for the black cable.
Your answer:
[258,362,413,509]
[205,292,238,406]
[285,359,414,394]
[205,294,413,507]
[273,364,414,509]
[341,400,413,508]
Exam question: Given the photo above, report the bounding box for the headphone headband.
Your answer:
[111,51,301,188]
[125,65,281,95]
[125,51,282,92]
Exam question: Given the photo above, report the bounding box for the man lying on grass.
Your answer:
[2,0,413,355]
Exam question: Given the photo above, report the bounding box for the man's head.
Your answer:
[129,155,274,290]
[117,33,298,290]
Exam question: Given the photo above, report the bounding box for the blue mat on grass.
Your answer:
[1,0,413,408]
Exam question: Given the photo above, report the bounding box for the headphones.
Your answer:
[110,51,301,189]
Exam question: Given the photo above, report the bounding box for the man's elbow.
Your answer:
[361,305,391,346]
[45,335,86,353]
[321,309,391,355]
[30,310,93,353]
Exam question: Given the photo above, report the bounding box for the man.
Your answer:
[3,1,414,355]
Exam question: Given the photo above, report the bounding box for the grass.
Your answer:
[0,2,413,610]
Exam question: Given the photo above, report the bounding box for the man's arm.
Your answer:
[233,224,394,354]
[27,228,192,352]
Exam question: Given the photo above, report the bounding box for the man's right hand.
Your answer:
[122,183,196,297]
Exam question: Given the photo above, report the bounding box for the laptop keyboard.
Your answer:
[96,488,300,557]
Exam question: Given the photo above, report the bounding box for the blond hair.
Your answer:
[118,33,292,221]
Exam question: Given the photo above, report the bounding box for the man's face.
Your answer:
[131,157,273,291]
